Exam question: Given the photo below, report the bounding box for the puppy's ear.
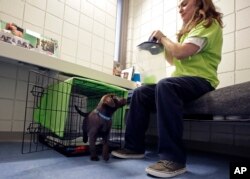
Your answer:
[102,95,115,108]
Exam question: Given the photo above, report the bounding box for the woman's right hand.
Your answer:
[149,30,166,43]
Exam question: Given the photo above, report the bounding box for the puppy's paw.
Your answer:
[90,156,100,161]
[103,154,110,161]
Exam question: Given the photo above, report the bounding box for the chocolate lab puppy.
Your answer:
[75,94,127,161]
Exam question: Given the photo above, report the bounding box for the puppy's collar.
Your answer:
[94,109,111,121]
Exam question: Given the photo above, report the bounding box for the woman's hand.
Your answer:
[150,30,200,60]
[150,30,166,43]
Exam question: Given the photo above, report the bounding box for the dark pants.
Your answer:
[124,76,214,164]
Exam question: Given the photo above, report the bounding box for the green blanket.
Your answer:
[34,77,128,138]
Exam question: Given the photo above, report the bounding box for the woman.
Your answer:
[112,0,223,178]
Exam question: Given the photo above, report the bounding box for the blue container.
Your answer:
[132,72,141,82]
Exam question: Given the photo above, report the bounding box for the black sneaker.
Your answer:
[145,160,186,178]
[111,149,144,159]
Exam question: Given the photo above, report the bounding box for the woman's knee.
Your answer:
[157,78,174,89]
[132,86,144,96]
[132,85,155,102]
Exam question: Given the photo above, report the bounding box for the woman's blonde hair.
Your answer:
[177,0,223,42]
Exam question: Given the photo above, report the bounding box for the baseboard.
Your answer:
[145,134,250,158]
[184,140,250,159]
[0,132,23,142]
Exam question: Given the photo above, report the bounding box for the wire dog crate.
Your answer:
[22,70,128,156]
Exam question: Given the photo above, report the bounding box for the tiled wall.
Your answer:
[0,0,118,134]
[0,0,117,74]
[127,0,250,88]
[0,60,35,132]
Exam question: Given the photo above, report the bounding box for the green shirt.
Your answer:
[172,20,223,88]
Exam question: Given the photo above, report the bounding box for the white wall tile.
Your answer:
[141,10,151,25]
[77,43,91,61]
[106,1,116,17]
[218,52,235,73]
[13,101,26,121]
[236,0,250,11]
[140,21,151,37]
[141,0,151,13]
[45,13,63,35]
[81,1,94,18]
[78,29,92,46]
[133,3,142,20]
[91,49,103,65]
[217,72,235,88]
[47,0,65,19]
[63,22,78,40]
[79,14,93,32]
[0,99,13,120]
[65,0,81,11]
[108,0,117,6]
[17,66,30,82]
[92,35,104,51]
[15,81,28,101]
[222,33,234,53]
[223,14,235,34]
[235,69,250,84]
[103,54,114,68]
[12,121,24,132]
[92,0,106,12]
[133,16,141,29]
[0,62,17,79]
[105,14,116,29]
[94,9,106,24]
[236,28,250,50]
[26,0,46,10]
[152,2,164,18]
[0,77,16,99]
[0,0,25,20]
[93,21,105,37]
[61,37,77,56]
[236,7,250,30]
[104,40,115,56]
[164,21,177,38]
[24,4,45,27]
[216,0,234,15]
[105,27,115,42]
[164,0,177,12]
[0,121,11,131]
[151,15,164,31]
[64,6,80,26]
[164,8,177,25]
[236,48,250,70]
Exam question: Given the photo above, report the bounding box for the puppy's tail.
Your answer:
[74,105,89,117]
